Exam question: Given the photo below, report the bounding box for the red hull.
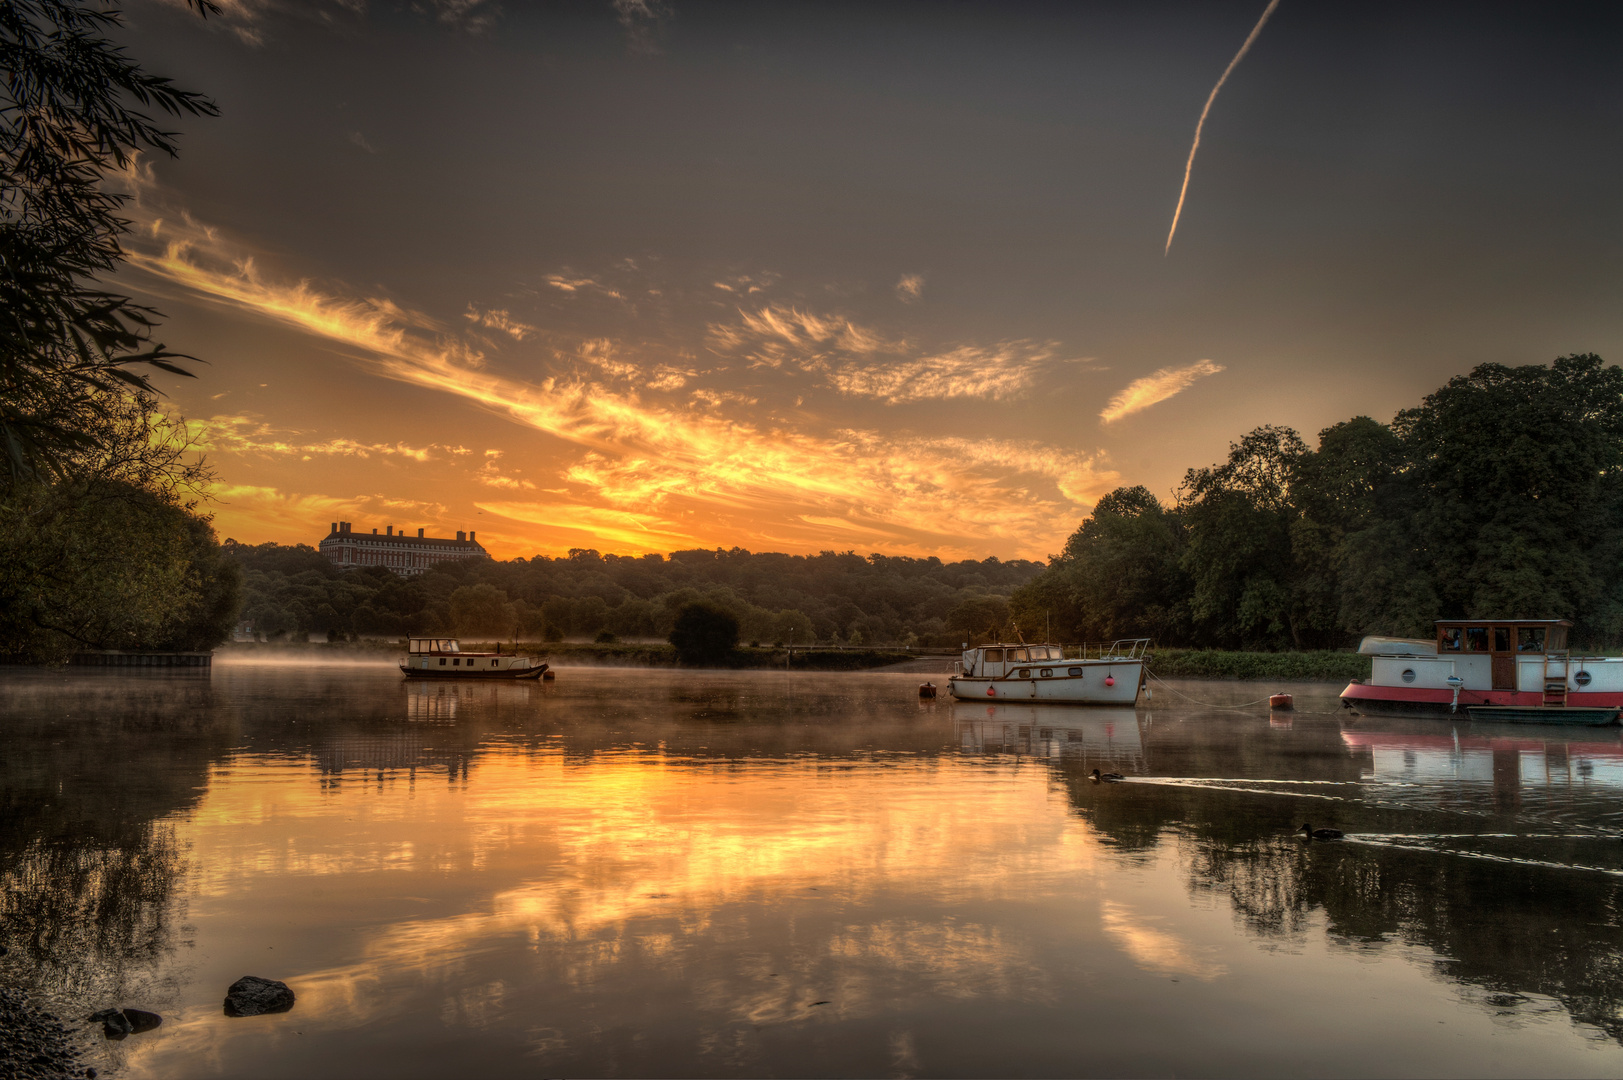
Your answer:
[1341,682,1623,715]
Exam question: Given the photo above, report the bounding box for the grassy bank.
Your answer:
[1145,649,1369,683]
[216,639,926,670]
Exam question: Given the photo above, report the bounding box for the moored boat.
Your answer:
[947,639,1148,705]
[1340,619,1623,723]
[399,637,548,680]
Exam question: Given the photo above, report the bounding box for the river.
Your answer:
[3,662,1622,1078]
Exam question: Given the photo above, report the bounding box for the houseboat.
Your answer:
[399,638,549,680]
[947,639,1148,705]
[1339,620,1622,724]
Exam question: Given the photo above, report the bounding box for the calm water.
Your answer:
[4,664,1623,1078]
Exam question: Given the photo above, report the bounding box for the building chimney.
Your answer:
[386,525,393,536]
[372,528,378,534]
[330,521,338,534]
[456,530,466,542]
[470,530,476,542]
[418,528,424,538]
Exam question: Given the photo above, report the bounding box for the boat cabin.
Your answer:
[1435,619,1569,656]
[407,638,462,655]
[961,643,1067,679]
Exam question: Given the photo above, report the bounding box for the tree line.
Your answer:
[1011,355,1623,652]
[229,541,1041,648]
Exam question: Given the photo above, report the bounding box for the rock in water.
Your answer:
[87,1008,133,1037]
[122,1009,162,1033]
[223,976,296,1017]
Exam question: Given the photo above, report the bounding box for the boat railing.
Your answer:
[1068,638,1152,661]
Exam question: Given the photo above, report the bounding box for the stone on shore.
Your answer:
[86,1009,131,1038]
[121,1009,162,1034]
[223,976,296,1017]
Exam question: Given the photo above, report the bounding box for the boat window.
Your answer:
[439,658,446,666]
[1018,668,1031,678]
[1012,649,1029,662]
[1068,667,1083,676]
[1517,627,1546,652]
[1493,627,1510,652]
[1575,670,1592,686]
[1440,627,1463,651]
[453,658,460,666]
[1039,668,1052,678]
[1466,627,1489,652]
[985,648,1003,662]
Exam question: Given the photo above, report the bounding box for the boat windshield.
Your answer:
[1518,627,1546,652]
[984,648,1003,662]
[1466,627,1489,652]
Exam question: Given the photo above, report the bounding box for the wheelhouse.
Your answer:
[1434,620,1570,656]
[407,638,461,655]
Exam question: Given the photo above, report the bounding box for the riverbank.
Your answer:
[1145,648,1369,683]
[0,987,83,1080]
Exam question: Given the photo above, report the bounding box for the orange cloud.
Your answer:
[1099,359,1224,424]
[125,210,1114,557]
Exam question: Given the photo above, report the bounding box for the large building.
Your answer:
[319,522,489,576]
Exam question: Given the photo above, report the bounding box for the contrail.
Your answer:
[1164,0,1282,254]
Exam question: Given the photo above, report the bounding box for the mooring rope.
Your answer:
[1143,670,1273,709]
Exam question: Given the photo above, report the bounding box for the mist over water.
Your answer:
[4,666,1623,1078]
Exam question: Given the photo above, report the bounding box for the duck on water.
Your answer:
[1300,823,1344,840]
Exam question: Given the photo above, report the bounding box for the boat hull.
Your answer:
[1464,705,1620,726]
[1341,682,1623,721]
[399,661,548,680]
[949,661,1143,705]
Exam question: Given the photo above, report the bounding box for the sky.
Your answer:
[111,0,1623,560]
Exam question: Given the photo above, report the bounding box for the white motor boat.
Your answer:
[947,639,1148,705]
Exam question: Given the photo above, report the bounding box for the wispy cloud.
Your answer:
[185,415,466,462]
[709,304,1078,404]
[348,131,377,154]
[464,304,536,341]
[824,342,1077,405]
[895,274,924,303]
[611,0,672,55]
[1099,359,1224,423]
[545,272,623,300]
[418,0,502,33]
[710,303,900,360]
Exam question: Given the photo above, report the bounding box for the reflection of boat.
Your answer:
[1341,724,1623,790]
[948,640,1147,704]
[953,703,1146,771]
[1341,620,1623,722]
[404,678,537,721]
[398,637,548,679]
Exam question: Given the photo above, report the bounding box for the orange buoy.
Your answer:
[1269,693,1293,710]
[919,682,936,699]
[1104,676,1115,687]
[987,686,996,697]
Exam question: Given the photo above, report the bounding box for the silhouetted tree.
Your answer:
[668,602,739,665]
